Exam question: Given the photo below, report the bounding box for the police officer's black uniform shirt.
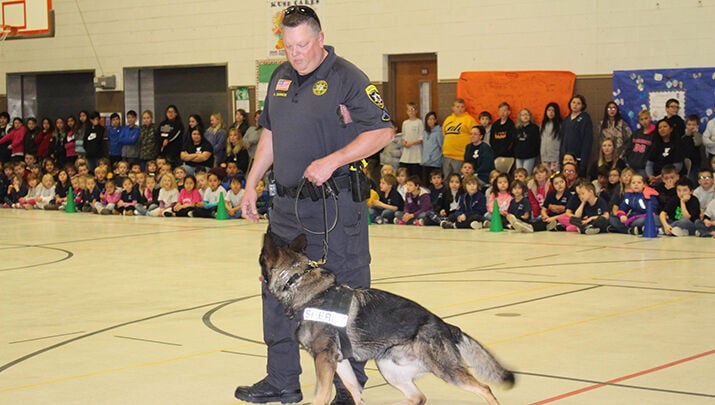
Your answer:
[259,45,392,189]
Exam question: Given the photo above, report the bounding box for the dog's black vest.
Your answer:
[295,285,354,358]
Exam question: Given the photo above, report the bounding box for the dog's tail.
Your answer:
[456,331,515,388]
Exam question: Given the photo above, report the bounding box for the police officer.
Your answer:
[237,5,394,405]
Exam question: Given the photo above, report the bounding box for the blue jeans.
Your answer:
[515,158,536,176]
[656,217,696,235]
[695,219,715,237]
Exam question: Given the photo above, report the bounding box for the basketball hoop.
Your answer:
[1,25,19,43]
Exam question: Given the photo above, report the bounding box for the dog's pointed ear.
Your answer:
[288,234,308,253]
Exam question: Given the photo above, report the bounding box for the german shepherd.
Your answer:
[260,233,515,405]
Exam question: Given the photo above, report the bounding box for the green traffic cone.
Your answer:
[215,192,229,220]
[65,186,77,213]
[489,198,503,232]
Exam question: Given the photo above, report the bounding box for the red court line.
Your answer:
[530,349,715,404]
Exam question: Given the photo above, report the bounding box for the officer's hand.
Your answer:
[304,157,336,186]
[241,187,260,222]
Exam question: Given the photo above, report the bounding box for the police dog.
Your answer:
[260,233,515,405]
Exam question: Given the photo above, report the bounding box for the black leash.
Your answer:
[293,177,338,268]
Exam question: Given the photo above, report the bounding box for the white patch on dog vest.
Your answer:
[303,307,348,327]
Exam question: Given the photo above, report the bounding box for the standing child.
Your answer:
[486,172,513,225]
[513,108,540,175]
[490,102,515,160]
[225,177,245,219]
[193,173,227,218]
[657,178,699,236]
[394,175,432,225]
[399,102,423,178]
[540,102,562,174]
[506,180,534,233]
[119,110,140,166]
[478,111,493,144]
[173,175,201,217]
[116,178,140,216]
[421,112,443,181]
[440,175,486,229]
[139,110,158,168]
[370,173,403,224]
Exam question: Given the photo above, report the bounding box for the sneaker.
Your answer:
[511,219,534,233]
[162,210,174,217]
[582,225,601,235]
[234,377,303,404]
[483,220,490,228]
[628,226,641,235]
[395,219,405,225]
[331,385,356,405]
[546,220,558,231]
[440,220,455,229]
[373,216,383,224]
[606,224,618,233]
[187,210,194,217]
[470,220,483,230]
[506,214,518,227]
[414,218,424,226]
[124,210,134,216]
[670,226,688,237]
[100,208,112,215]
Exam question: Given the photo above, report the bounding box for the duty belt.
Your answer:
[275,175,351,200]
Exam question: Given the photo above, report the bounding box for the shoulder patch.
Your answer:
[276,79,292,91]
[365,84,384,109]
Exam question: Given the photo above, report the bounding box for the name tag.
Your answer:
[303,307,348,328]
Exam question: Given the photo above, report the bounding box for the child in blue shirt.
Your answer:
[506,179,534,232]
[608,173,657,235]
[440,175,486,229]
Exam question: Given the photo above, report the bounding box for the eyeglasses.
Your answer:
[700,175,713,180]
[283,5,321,29]
[563,169,576,174]
[607,106,617,110]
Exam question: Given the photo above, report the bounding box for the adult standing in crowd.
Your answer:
[231,108,250,136]
[560,95,593,177]
[237,5,394,405]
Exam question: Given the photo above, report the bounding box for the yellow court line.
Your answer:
[486,293,700,347]
[0,343,258,394]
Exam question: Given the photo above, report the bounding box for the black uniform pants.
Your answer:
[262,191,371,392]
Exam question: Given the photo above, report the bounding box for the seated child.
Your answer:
[657,177,699,236]
[370,173,403,224]
[6,175,28,208]
[428,170,446,211]
[49,170,70,210]
[80,176,100,213]
[95,179,121,215]
[173,174,201,217]
[486,172,513,225]
[608,173,658,235]
[255,179,270,218]
[225,177,245,219]
[149,173,179,217]
[424,173,462,226]
[506,179,533,233]
[394,175,432,225]
[695,197,715,237]
[440,175,486,229]
[193,172,227,218]
[535,173,569,231]
[136,174,160,216]
[693,168,713,217]
[18,173,40,209]
[116,177,141,216]
[568,182,610,234]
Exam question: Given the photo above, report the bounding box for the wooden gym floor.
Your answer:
[0,209,713,404]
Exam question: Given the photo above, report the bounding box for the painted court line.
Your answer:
[530,349,715,404]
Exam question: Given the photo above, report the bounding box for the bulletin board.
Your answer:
[612,68,715,131]
[256,59,284,110]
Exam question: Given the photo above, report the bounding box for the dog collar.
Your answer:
[282,265,315,291]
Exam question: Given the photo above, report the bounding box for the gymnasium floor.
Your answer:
[0,209,713,405]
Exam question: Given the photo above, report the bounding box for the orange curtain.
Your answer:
[456,71,576,125]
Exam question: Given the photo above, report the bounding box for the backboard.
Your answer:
[1,0,53,39]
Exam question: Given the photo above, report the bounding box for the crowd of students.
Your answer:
[2,96,715,238]
[0,107,265,219]
[369,96,715,237]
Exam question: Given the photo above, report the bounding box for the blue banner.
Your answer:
[612,68,715,132]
